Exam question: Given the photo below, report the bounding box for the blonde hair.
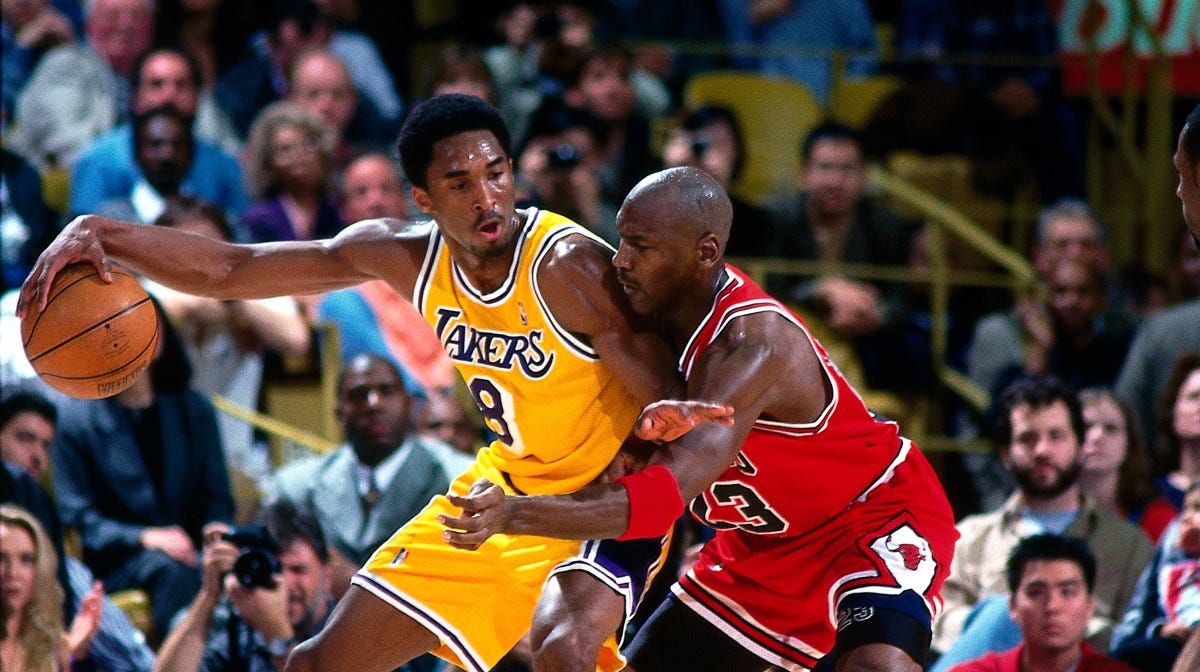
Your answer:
[0,504,65,672]
[242,101,337,199]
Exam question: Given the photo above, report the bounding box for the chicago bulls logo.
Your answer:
[868,524,936,594]
[885,534,927,571]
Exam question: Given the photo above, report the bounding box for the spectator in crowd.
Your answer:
[310,0,402,127]
[1,0,74,121]
[425,43,497,104]
[265,354,451,599]
[316,153,455,396]
[0,504,103,672]
[241,102,343,244]
[146,196,311,495]
[1029,199,1111,279]
[7,0,154,171]
[70,46,246,218]
[95,105,196,224]
[52,302,235,637]
[286,48,392,172]
[413,391,482,479]
[1078,388,1176,542]
[931,377,1154,665]
[944,533,1136,672]
[563,46,662,210]
[717,0,877,104]
[661,105,770,257]
[1111,480,1200,671]
[763,121,915,392]
[1,148,57,293]
[968,257,1136,405]
[1148,353,1200,511]
[152,0,255,91]
[1171,228,1200,303]
[152,500,352,672]
[2,390,158,672]
[515,97,616,243]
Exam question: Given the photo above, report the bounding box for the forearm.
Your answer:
[153,591,219,672]
[503,484,632,540]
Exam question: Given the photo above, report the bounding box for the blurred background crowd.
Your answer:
[2,0,1199,671]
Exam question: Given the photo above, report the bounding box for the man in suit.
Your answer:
[265,353,451,598]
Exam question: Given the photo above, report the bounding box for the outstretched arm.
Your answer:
[17,215,427,315]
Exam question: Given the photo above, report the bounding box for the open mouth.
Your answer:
[477,214,505,241]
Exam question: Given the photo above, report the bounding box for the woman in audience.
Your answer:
[1079,387,1177,541]
[0,504,102,672]
[1155,352,1200,509]
[241,102,344,244]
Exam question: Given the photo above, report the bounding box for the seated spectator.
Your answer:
[317,153,455,396]
[1111,480,1200,671]
[0,504,103,672]
[1150,353,1200,510]
[6,0,154,171]
[1,147,57,293]
[1079,388,1176,542]
[944,533,1135,672]
[763,122,917,393]
[414,390,483,479]
[70,46,247,219]
[1171,227,1200,304]
[52,302,235,637]
[563,46,662,209]
[2,390,157,672]
[1117,308,1200,461]
[152,500,342,672]
[932,377,1154,662]
[515,97,617,243]
[286,48,392,172]
[1,0,74,121]
[241,102,344,244]
[426,42,497,104]
[152,0,255,92]
[311,0,403,126]
[717,0,877,103]
[660,106,770,257]
[264,354,451,598]
[96,105,196,224]
[146,196,312,491]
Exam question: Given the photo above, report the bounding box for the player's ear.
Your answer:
[696,233,721,268]
[412,186,434,214]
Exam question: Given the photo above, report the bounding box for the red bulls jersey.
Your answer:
[682,265,909,538]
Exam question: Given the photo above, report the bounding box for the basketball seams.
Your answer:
[25,297,156,363]
[20,266,104,348]
[38,326,158,381]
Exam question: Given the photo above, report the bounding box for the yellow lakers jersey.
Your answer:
[413,209,643,495]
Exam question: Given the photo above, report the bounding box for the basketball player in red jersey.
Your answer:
[443,166,960,671]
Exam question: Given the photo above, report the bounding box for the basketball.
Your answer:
[20,263,160,399]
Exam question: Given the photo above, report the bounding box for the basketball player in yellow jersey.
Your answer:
[19,94,731,672]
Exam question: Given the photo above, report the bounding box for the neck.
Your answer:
[116,373,155,408]
[1078,470,1120,513]
[353,443,395,469]
[1181,441,1200,477]
[1020,642,1083,672]
[445,212,524,294]
[662,266,726,349]
[1022,485,1081,513]
[3,611,22,641]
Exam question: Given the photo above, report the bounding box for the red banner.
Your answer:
[1050,0,1200,95]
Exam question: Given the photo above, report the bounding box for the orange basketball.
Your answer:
[20,263,160,399]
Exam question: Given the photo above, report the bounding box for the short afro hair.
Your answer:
[395,94,511,190]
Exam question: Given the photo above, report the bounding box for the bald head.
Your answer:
[623,167,733,250]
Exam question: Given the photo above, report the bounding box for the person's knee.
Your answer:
[531,626,595,672]
[836,643,922,672]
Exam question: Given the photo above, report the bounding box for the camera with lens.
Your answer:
[545,143,582,170]
[222,524,281,589]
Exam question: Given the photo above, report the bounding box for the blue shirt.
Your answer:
[69,123,248,219]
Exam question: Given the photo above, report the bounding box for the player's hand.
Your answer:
[634,400,735,443]
[440,479,509,550]
[18,215,116,317]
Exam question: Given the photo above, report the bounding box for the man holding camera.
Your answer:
[153,500,336,672]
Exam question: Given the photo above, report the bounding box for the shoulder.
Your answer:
[536,226,615,284]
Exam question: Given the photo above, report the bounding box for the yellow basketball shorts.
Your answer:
[352,461,671,672]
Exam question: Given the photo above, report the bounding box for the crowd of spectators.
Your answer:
[2,1,1200,671]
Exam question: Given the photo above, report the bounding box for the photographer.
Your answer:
[153,500,334,672]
